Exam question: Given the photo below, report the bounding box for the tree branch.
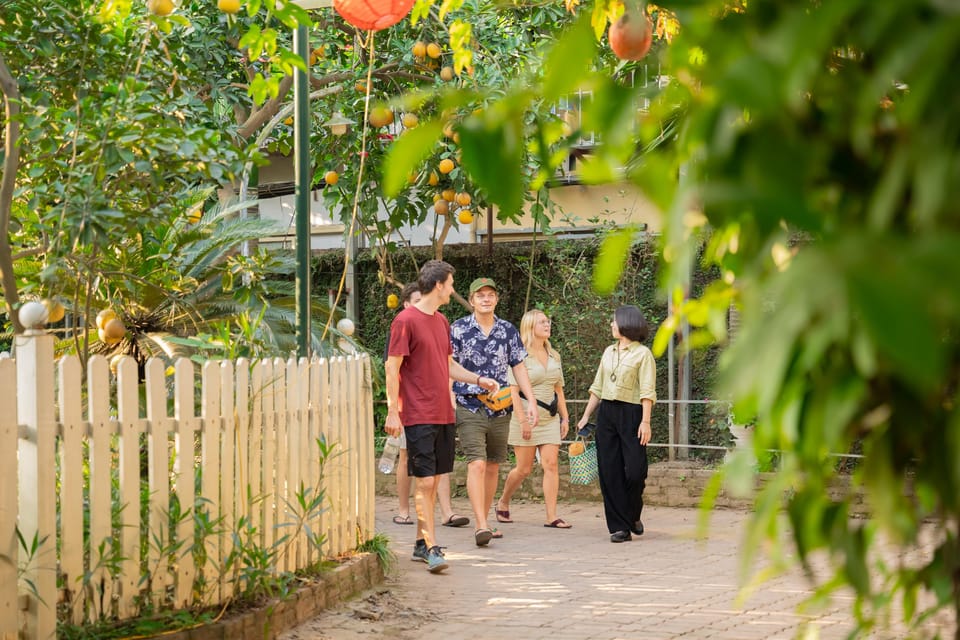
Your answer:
[0,52,24,333]
[237,74,295,140]
[236,65,415,140]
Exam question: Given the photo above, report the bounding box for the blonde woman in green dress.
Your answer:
[495,310,572,528]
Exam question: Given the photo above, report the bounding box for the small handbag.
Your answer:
[568,428,599,485]
[477,386,513,412]
[519,391,558,416]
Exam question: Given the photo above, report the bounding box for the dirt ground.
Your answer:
[278,580,438,640]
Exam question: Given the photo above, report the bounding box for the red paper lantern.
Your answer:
[333,0,416,31]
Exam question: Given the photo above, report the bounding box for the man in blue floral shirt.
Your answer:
[451,277,538,547]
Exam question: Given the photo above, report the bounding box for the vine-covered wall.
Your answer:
[313,236,731,460]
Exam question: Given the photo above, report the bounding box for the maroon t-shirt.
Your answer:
[387,306,454,426]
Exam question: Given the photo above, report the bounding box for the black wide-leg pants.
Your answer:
[596,399,648,534]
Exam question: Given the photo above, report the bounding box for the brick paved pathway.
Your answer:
[281,496,952,640]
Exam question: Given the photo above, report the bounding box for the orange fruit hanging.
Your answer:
[369,106,394,128]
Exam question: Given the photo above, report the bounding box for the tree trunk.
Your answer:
[0,53,24,333]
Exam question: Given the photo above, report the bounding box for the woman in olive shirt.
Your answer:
[576,305,656,543]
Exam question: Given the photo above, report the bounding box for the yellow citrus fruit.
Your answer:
[442,122,455,139]
[453,132,460,145]
[42,299,65,324]
[147,0,175,16]
[401,112,419,128]
[434,199,450,215]
[457,209,474,224]
[568,441,585,456]
[439,66,454,82]
[284,116,294,125]
[426,42,442,59]
[455,192,472,207]
[96,308,117,330]
[441,189,456,202]
[428,171,439,186]
[432,192,443,202]
[324,170,339,186]
[438,158,455,174]
[355,81,368,93]
[104,318,126,342]
[217,0,241,14]
[369,106,394,128]
[412,41,427,58]
[386,293,400,309]
[187,207,202,224]
[408,172,419,184]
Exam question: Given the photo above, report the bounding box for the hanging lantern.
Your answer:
[333,0,415,31]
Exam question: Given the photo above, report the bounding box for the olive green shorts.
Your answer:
[456,405,510,463]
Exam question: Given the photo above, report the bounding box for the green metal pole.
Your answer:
[294,24,311,358]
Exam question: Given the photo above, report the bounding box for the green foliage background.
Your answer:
[313,236,731,461]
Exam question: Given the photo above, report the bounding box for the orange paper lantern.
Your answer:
[333,0,415,31]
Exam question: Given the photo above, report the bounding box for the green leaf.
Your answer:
[382,120,444,198]
[577,154,618,184]
[458,108,526,216]
[592,226,636,295]
[542,16,596,103]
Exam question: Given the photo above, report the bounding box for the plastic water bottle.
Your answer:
[378,436,401,474]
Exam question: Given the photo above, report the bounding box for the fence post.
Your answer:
[0,354,18,637]
[15,326,57,640]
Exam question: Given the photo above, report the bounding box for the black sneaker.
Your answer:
[412,539,428,563]
[632,519,644,536]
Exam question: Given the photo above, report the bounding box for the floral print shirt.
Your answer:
[451,314,527,416]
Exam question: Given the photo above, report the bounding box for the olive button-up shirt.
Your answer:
[588,341,657,404]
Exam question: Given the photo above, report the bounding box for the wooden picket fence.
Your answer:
[0,332,375,639]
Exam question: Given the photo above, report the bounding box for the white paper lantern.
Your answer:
[19,301,49,329]
[336,317,356,336]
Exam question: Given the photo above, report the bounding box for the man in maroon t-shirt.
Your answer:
[385,260,498,574]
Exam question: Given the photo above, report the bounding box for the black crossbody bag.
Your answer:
[518,391,558,416]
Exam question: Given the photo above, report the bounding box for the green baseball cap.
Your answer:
[469,277,498,295]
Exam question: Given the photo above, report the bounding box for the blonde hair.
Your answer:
[519,309,559,359]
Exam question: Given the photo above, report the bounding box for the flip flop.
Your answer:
[544,518,572,529]
[442,514,470,527]
[475,528,493,546]
[393,514,414,525]
[491,528,503,539]
[495,508,513,523]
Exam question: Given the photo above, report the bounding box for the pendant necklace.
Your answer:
[610,346,625,382]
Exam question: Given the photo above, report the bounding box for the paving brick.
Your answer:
[275,496,953,640]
